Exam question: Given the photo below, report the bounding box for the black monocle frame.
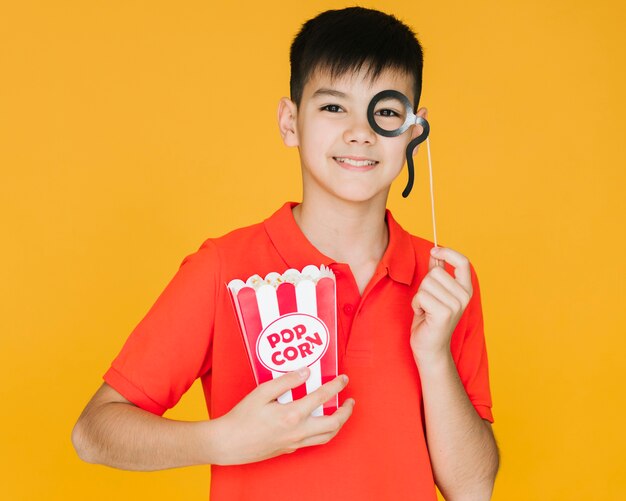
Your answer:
[366,90,430,197]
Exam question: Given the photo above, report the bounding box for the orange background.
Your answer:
[1,1,624,499]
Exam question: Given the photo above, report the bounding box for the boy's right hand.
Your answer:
[208,367,354,465]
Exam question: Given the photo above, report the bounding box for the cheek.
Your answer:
[300,126,335,154]
[384,137,409,162]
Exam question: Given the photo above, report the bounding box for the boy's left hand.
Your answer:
[410,247,473,365]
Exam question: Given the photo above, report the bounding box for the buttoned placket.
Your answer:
[332,261,392,366]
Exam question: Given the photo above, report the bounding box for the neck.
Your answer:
[293,194,389,267]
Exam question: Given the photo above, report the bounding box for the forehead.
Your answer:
[302,66,415,102]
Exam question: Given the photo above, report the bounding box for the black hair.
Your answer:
[290,7,424,108]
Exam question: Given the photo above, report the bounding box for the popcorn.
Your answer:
[227,265,338,416]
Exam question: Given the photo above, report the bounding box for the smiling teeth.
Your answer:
[335,157,377,166]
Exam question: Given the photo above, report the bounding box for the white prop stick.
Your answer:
[425,136,442,267]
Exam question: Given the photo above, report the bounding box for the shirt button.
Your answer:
[343,304,354,315]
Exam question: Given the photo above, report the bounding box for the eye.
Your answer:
[320,104,344,113]
[375,108,400,117]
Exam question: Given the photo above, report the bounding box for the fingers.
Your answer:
[255,367,310,402]
[414,247,473,321]
[224,369,353,464]
[265,374,352,453]
[416,276,463,314]
[412,289,441,319]
[429,247,473,295]
[255,370,350,420]
[296,374,350,417]
[296,399,355,448]
[419,266,471,312]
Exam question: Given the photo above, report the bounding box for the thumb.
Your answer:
[428,254,438,271]
[255,367,310,402]
[429,247,444,270]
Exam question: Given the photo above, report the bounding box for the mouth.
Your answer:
[333,156,379,170]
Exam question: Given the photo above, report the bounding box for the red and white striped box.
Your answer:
[227,265,338,416]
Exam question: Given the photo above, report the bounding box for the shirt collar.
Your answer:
[264,202,416,286]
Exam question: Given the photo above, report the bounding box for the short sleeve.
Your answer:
[103,239,220,416]
[451,263,494,423]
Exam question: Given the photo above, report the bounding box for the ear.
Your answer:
[410,107,428,140]
[409,107,429,156]
[277,97,299,147]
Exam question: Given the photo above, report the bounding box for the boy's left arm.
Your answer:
[411,247,499,501]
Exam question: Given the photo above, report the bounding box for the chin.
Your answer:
[330,187,389,205]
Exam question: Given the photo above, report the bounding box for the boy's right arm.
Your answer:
[71,367,354,471]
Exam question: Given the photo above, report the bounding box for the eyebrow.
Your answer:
[311,88,347,99]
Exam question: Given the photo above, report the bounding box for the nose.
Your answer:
[343,113,377,145]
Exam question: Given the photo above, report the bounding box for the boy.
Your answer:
[72,7,499,500]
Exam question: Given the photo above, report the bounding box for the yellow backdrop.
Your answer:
[1,0,624,499]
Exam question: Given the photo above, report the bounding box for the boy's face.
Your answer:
[279,67,427,205]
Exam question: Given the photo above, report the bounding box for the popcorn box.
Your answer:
[227,265,338,416]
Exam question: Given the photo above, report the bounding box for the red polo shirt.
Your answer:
[104,202,493,500]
